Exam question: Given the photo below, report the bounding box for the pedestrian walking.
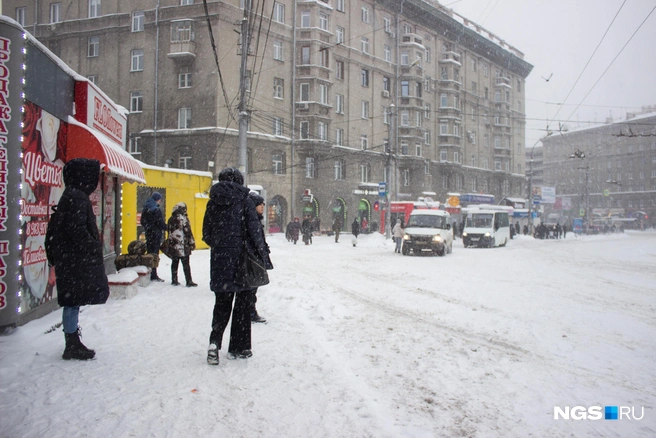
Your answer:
[392,219,404,253]
[333,216,343,243]
[202,167,271,365]
[45,158,109,360]
[141,191,167,281]
[246,193,273,323]
[351,217,360,247]
[166,202,197,287]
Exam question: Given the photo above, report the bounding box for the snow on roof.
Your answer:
[139,162,213,178]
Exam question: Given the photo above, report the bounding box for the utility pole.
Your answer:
[385,104,395,239]
[238,0,251,183]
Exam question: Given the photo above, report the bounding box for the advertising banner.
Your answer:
[541,186,556,204]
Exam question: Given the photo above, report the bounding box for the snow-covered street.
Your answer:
[1,231,655,437]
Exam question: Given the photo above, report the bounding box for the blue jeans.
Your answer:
[395,238,402,252]
[62,306,80,334]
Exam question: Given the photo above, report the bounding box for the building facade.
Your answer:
[5,0,532,233]
[539,111,656,228]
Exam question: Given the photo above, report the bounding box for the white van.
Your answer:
[462,210,510,248]
[401,210,453,256]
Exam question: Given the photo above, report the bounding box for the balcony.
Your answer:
[400,33,425,49]
[399,65,424,80]
[439,51,461,66]
[398,126,425,140]
[399,96,424,109]
[168,40,196,61]
[495,77,511,88]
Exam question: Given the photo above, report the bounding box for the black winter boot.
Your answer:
[171,271,180,286]
[151,268,165,282]
[183,262,196,287]
[63,330,95,360]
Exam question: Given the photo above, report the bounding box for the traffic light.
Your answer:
[373,201,380,211]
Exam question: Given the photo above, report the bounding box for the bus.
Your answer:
[462,206,511,248]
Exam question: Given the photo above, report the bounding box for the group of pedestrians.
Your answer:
[47,163,272,364]
[533,223,567,239]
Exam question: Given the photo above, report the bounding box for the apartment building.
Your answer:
[4,0,532,233]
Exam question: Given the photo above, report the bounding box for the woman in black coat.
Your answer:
[45,158,109,361]
[246,193,273,323]
[141,192,167,281]
[167,202,197,287]
[202,167,270,364]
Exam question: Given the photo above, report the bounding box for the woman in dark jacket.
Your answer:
[141,192,167,281]
[167,202,197,287]
[246,193,273,323]
[45,158,109,361]
[202,167,270,364]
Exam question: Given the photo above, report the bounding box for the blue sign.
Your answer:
[460,193,495,204]
[533,196,541,205]
[378,182,386,196]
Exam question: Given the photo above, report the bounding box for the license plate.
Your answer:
[471,238,479,242]
[415,241,427,245]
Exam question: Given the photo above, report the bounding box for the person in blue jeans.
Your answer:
[392,219,404,253]
[45,158,109,360]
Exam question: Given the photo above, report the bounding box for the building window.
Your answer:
[318,122,327,141]
[131,11,144,32]
[416,143,422,157]
[361,6,369,23]
[361,37,370,54]
[403,169,410,186]
[178,148,192,169]
[179,68,192,88]
[88,0,101,18]
[384,17,392,33]
[454,123,459,137]
[401,51,409,65]
[361,69,369,87]
[272,153,284,174]
[424,130,431,145]
[299,83,309,101]
[301,46,311,65]
[470,131,476,144]
[273,40,284,61]
[335,60,344,80]
[400,141,408,155]
[442,174,448,187]
[361,101,369,119]
[440,120,448,135]
[495,161,501,170]
[484,159,489,170]
[336,26,344,44]
[273,117,284,136]
[88,36,100,57]
[401,80,409,97]
[403,24,412,34]
[416,111,422,128]
[182,0,194,4]
[425,104,431,119]
[319,13,328,30]
[300,121,309,139]
[50,3,62,24]
[361,135,368,150]
[319,84,328,105]
[320,47,329,67]
[383,77,391,93]
[440,93,447,108]
[178,108,192,129]
[456,174,463,190]
[440,150,447,162]
[383,109,389,125]
[274,77,284,99]
[335,160,344,180]
[301,11,310,28]
[273,2,285,23]
[87,75,97,84]
[129,137,141,155]
[306,157,315,178]
[401,111,409,127]
[335,128,344,146]
[426,47,431,63]
[171,21,193,42]
[335,94,344,114]
[384,45,391,62]
[130,91,143,112]
[483,64,488,77]
[336,0,345,12]
[454,151,460,164]
[16,7,26,26]
[360,164,370,183]
[131,49,144,72]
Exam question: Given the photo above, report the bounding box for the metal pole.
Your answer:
[527,153,533,235]
[385,105,395,239]
[238,1,251,183]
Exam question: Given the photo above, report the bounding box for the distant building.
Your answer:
[4,0,532,233]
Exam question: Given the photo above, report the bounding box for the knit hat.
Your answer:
[249,193,265,207]
[151,192,162,201]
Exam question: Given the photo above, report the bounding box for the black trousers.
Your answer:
[171,256,192,282]
[209,291,251,353]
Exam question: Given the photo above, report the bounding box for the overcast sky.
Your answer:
[444,0,656,146]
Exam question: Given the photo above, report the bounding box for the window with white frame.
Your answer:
[361,69,369,87]
[416,111,422,128]
[456,174,463,190]
[179,68,192,88]
[416,143,422,157]
[440,93,448,107]
[470,131,476,144]
[383,108,389,125]
[401,111,409,126]
[178,108,191,129]
[383,77,390,92]
[335,128,344,146]
[360,164,370,183]
[440,120,448,135]
[454,95,460,109]
[273,117,284,136]
[384,45,391,62]
[384,17,391,33]
[335,94,344,114]
[300,121,309,139]
[495,161,501,170]
[171,21,193,42]
[403,24,412,34]
[361,101,369,119]
[301,46,310,64]
[361,37,370,54]
[273,40,284,61]
[426,47,431,63]
[336,26,344,44]
[425,161,430,174]
[361,6,369,23]
[273,2,285,23]
[400,141,408,155]
[320,47,329,67]
[301,11,310,27]
[424,130,431,145]
[334,160,344,180]
[483,64,488,77]
[179,148,192,169]
[88,0,101,18]
[440,150,447,162]
[318,84,328,104]
[272,153,283,174]
[299,83,309,101]
[130,91,143,112]
[471,155,476,167]
[425,104,431,119]
[401,51,409,65]
[442,174,448,188]
[454,151,459,163]
[484,158,489,169]
[182,0,194,4]
[319,13,328,30]
[361,135,368,150]
[336,0,345,12]
[424,77,431,92]
[454,123,459,137]
[401,81,409,97]
[50,3,62,24]
[129,136,141,155]
[318,122,327,141]
[403,169,410,186]
[131,49,144,72]
[274,77,284,99]
[131,11,144,32]
[505,162,509,172]
[16,7,26,26]
[335,60,344,80]
[88,36,99,57]
[306,157,315,178]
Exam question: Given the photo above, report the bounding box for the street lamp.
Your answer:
[568,149,590,230]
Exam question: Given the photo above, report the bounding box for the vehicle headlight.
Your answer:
[403,234,410,240]
[432,235,442,242]
[484,232,491,237]
[462,232,468,237]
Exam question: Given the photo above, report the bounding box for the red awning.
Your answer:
[66,118,146,184]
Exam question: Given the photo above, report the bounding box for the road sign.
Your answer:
[603,189,610,197]
[579,208,585,217]
[533,196,541,205]
[378,182,386,196]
